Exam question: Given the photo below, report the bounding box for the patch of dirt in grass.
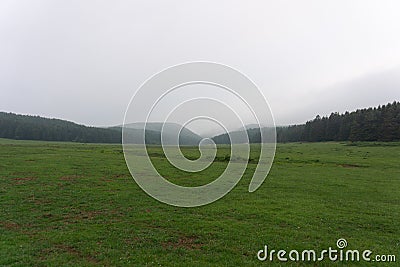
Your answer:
[32,198,53,205]
[112,173,129,179]
[11,176,36,185]
[338,163,361,168]
[162,235,203,250]
[42,213,53,218]
[12,177,36,181]
[0,221,20,230]
[63,210,103,223]
[11,171,29,175]
[0,221,36,236]
[59,175,82,181]
[41,244,99,264]
[125,236,145,246]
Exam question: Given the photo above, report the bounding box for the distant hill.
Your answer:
[213,101,400,144]
[212,127,275,144]
[108,126,160,145]
[0,112,121,143]
[120,122,203,145]
[235,124,267,131]
[2,101,398,144]
[0,112,203,145]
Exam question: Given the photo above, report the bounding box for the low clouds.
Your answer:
[1,1,400,130]
[278,66,400,125]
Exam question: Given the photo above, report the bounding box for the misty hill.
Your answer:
[0,112,121,143]
[212,127,277,144]
[235,124,266,132]
[213,101,400,144]
[119,122,203,145]
[2,101,398,144]
[0,112,203,145]
[107,126,161,145]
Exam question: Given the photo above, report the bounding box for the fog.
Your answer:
[1,0,400,135]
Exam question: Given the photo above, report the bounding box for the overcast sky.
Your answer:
[1,0,400,134]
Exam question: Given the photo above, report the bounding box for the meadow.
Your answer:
[0,138,399,266]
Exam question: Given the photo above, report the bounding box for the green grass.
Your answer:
[0,138,399,266]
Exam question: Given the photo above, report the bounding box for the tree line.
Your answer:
[278,101,400,142]
[212,101,400,144]
[0,113,200,144]
[0,112,121,143]
[1,101,399,144]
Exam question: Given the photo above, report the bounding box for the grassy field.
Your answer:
[0,138,399,266]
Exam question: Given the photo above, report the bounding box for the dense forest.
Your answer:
[0,113,202,145]
[0,112,121,143]
[213,101,400,143]
[1,101,399,144]
[277,101,400,142]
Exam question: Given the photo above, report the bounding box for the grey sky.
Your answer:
[1,0,400,134]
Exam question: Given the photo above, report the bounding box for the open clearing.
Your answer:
[0,139,399,266]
